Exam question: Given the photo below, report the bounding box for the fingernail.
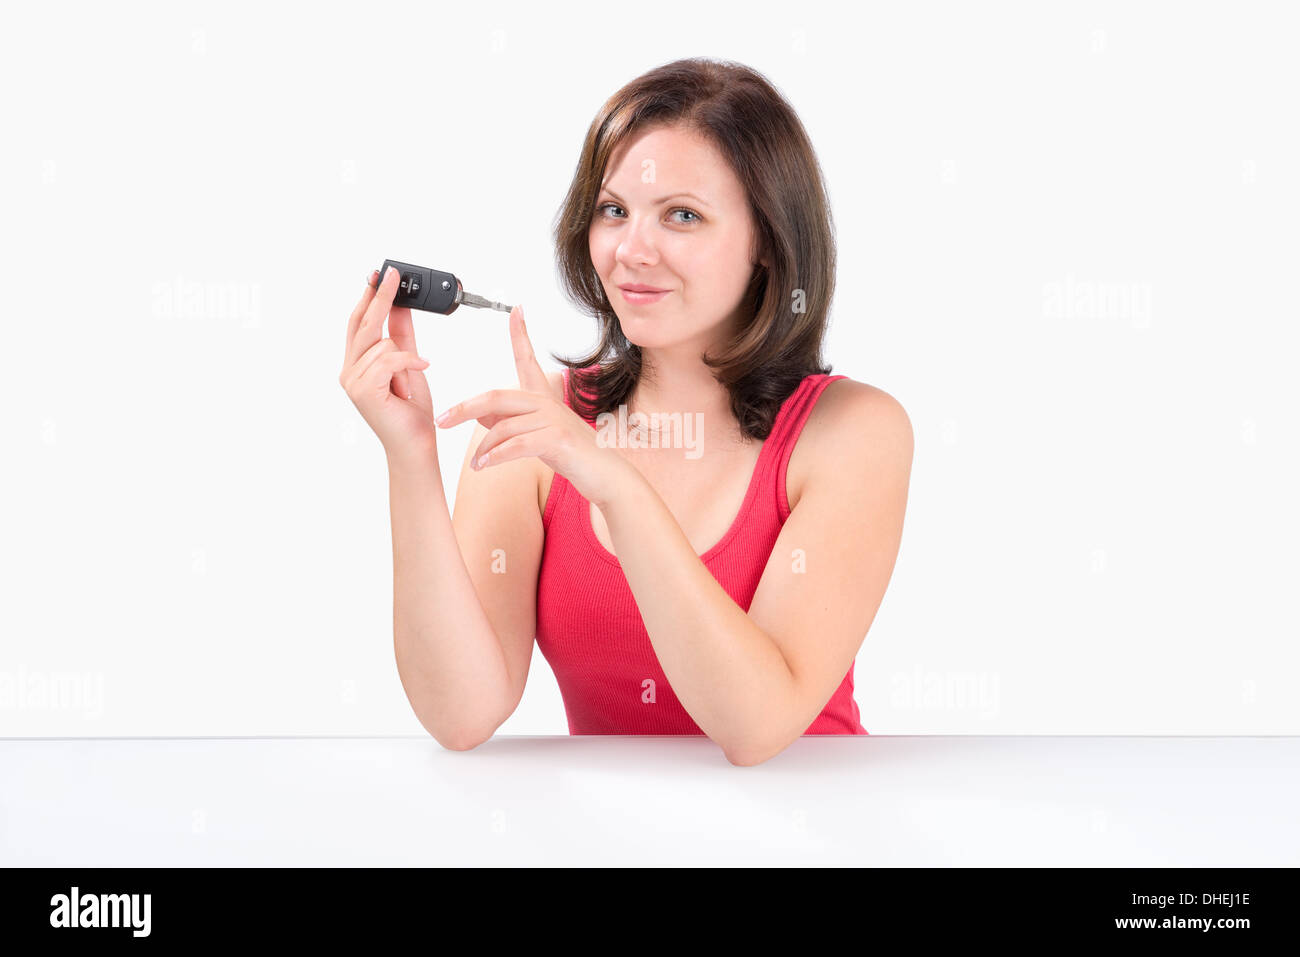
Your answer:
[435,410,450,425]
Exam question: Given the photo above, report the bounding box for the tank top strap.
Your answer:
[769,373,849,520]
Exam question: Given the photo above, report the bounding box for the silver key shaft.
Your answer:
[454,289,514,313]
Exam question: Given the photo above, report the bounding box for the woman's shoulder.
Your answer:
[786,374,914,512]
[812,375,909,429]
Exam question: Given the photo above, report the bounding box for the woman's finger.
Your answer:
[344,336,398,390]
[471,410,549,466]
[472,430,541,471]
[387,305,417,400]
[509,306,549,394]
[346,265,401,371]
[435,388,538,429]
[343,270,379,371]
[356,350,430,396]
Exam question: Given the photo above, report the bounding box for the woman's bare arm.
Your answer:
[342,269,550,750]
[388,371,562,750]
[387,443,510,750]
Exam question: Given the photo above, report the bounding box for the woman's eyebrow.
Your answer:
[599,187,713,209]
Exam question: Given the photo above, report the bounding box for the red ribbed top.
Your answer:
[535,365,869,736]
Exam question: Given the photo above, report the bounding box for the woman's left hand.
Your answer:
[434,306,632,508]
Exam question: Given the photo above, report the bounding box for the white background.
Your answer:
[2,1,1295,736]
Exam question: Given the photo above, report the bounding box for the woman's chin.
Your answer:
[615,316,673,350]
[615,309,722,353]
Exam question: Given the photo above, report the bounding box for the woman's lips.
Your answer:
[619,287,670,305]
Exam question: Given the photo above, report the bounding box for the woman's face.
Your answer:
[589,122,763,354]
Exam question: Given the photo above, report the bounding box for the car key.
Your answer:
[375,258,513,315]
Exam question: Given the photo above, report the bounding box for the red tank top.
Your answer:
[535,365,869,736]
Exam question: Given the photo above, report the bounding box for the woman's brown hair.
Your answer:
[549,56,836,440]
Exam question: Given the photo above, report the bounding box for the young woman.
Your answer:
[339,58,913,766]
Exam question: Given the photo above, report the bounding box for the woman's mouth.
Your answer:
[618,285,671,305]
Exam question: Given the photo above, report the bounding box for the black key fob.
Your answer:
[377,259,461,315]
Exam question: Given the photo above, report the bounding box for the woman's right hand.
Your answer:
[340,266,437,459]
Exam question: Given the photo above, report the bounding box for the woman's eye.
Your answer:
[594,202,700,225]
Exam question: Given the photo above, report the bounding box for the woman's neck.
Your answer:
[628,354,746,449]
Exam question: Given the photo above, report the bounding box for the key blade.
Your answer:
[454,289,514,313]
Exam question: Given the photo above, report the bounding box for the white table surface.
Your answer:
[2,735,1296,866]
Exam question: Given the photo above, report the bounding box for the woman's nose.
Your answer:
[615,215,658,266]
